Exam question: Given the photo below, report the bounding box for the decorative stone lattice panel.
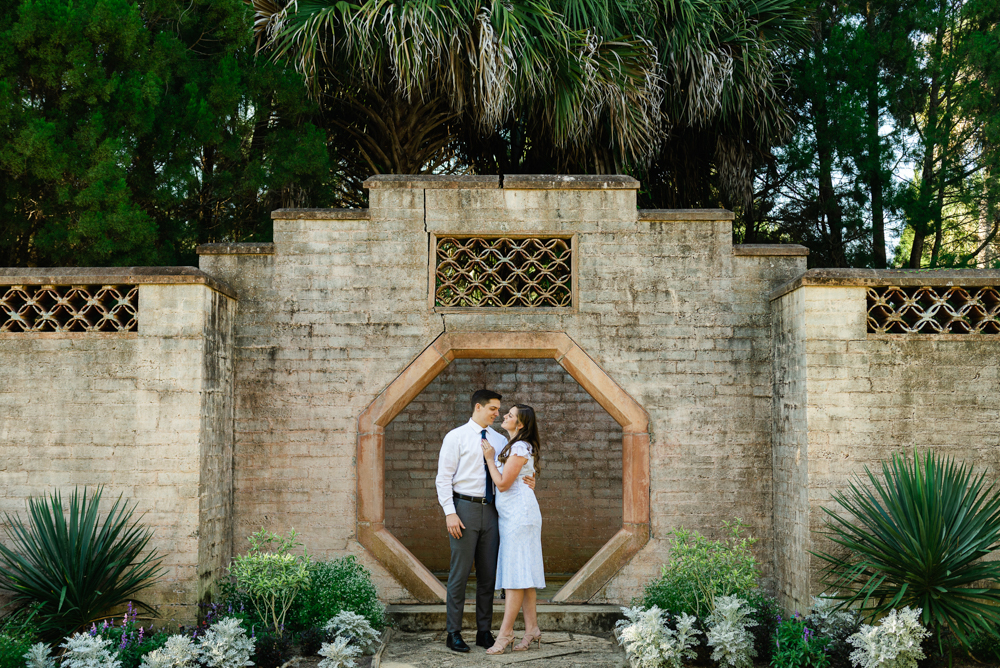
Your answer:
[0,285,138,332]
[867,285,1000,334]
[433,236,573,308]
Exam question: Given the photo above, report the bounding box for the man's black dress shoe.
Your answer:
[446,632,470,653]
[476,630,495,649]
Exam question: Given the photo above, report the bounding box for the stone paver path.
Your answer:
[379,631,627,667]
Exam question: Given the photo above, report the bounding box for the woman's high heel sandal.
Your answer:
[514,629,542,651]
[486,633,516,655]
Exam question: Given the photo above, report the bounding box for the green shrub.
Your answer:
[814,452,1000,650]
[0,633,34,668]
[771,616,830,668]
[227,529,311,637]
[0,487,165,639]
[746,591,780,664]
[641,520,760,618]
[292,556,385,631]
[966,624,1000,663]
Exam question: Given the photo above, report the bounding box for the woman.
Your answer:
[480,404,545,654]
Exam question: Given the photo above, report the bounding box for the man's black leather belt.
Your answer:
[454,492,491,505]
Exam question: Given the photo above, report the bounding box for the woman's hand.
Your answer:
[481,438,496,460]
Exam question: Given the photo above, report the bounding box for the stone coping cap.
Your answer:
[771,268,1000,301]
[0,266,237,300]
[360,174,641,190]
[639,209,735,221]
[364,175,499,189]
[196,243,275,255]
[733,244,809,257]
[271,208,370,220]
[503,174,639,190]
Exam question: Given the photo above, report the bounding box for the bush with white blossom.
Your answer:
[323,611,380,655]
[615,606,701,668]
[847,607,930,668]
[316,637,360,668]
[59,634,122,668]
[705,596,757,668]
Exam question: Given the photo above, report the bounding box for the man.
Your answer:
[435,389,534,652]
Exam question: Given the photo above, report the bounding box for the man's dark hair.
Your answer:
[471,389,502,413]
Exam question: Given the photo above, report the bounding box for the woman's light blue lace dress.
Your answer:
[494,441,546,590]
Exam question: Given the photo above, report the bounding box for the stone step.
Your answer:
[386,604,625,634]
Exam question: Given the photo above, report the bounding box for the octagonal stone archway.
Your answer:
[356,332,649,603]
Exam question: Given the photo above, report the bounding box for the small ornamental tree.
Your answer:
[227,529,311,636]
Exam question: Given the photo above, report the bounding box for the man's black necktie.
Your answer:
[482,429,495,504]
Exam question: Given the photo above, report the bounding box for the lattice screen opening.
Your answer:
[867,286,1000,334]
[1,285,139,332]
[434,236,573,308]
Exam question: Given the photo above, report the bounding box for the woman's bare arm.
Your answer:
[481,440,528,492]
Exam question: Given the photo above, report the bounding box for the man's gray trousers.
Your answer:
[446,498,500,634]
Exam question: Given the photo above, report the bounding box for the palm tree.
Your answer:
[248,0,662,190]
[550,0,810,207]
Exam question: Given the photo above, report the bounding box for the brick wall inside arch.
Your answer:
[383,358,624,574]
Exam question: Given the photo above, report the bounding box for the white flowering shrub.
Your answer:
[706,596,757,668]
[806,593,859,638]
[848,607,930,668]
[323,611,380,654]
[140,635,201,668]
[196,618,253,668]
[24,642,56,668]
[59,634,122,668]
[615,606,701,668]
[317,637,360,668]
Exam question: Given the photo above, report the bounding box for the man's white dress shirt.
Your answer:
[436,418,507,516]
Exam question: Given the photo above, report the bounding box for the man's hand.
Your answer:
[446,513,465,539]
[524,475,536,490]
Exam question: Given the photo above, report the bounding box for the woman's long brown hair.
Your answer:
[499,404,541,473]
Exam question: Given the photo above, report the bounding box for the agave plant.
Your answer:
[813,451,1000,649]
[0,487,165,638]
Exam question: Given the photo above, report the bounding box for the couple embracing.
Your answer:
[435,389,546,655]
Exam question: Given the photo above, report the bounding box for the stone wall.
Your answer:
[770,270,1000,610]
[383,358,624,574]
[0,269,236,621]
[199,176,809,604]
[5,181,999,618]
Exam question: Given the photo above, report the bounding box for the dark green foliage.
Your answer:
[0,0,334,267]
[294,626,326,656]
[966,623,1000,663]
[814,451,1000,650]
[252,631,292,668]
[214,581,267,633]
[747,592,781,665]
[291,556,385,631]
[0,607,37,668]
[0,487,165,639]
[771,616,830,668]
[0,634,33,668]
